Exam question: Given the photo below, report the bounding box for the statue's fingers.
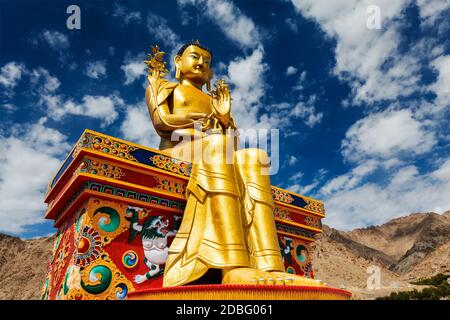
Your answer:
[218,84,225,96]
[218,87,225,103]
[225,90,231,102]
[222,83,229,91]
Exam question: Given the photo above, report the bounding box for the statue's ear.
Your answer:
[174,55,182,80]
[206,69,213,92]
[174,55,181,67]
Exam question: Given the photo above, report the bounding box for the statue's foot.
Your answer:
[270,271,327,287]
[222,268,278,285]
[221,268,327,286]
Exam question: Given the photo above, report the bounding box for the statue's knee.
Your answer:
[235,148,270,166]
[203,134,228,147]
[200,135,235,163]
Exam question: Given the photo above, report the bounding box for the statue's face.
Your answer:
[176,45,212,85]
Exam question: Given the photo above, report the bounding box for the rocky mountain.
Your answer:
[0,211,448,299]
[0,233,54,300]
[311,211,450,299]
[344,211,450,276]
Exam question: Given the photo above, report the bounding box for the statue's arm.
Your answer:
[145,79,204,133]
[213,110,233,129]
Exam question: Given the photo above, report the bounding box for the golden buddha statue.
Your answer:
[145,41,325,287]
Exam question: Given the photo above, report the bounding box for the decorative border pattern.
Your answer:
[154,176,186,196]
[276,223,316,240]
[272,188,294,204]
[74,132,137,161]
[77,158,125,180]
[53,181,186,223]
[304,215,322,229]
[149,155,192,177]
[87,181,185,211]
[304,199,325,215]
[273,207,293,221]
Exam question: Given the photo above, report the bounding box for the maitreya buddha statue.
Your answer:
[144,40,326,288]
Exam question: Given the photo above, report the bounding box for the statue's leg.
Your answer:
[163,134,251,287]
[234,148,285,272]
[222,148,286,285]
[232,148,327,287]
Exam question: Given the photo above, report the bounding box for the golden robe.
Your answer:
[146,78,285,287]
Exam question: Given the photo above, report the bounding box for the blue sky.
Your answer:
[0,0,449,238]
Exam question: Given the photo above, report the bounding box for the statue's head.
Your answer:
[174,40,213,87]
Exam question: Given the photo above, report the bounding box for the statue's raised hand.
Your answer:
[211,79,231,116]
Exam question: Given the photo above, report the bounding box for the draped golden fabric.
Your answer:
[146,79,285,287]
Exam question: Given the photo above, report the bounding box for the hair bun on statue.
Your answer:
[176,40,213,60]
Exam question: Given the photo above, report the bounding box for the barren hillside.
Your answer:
[0,234,54,300]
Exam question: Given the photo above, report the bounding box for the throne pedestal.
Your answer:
[41,129,351,300]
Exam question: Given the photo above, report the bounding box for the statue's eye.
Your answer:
[190,54,198,59]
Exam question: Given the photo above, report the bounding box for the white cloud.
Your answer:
[0,118,70,234]
[287,168,328,196]
[1,103,17,113]
[226,46,268,130]
[285,17,298,33]
[147,12,182,50]
[291,96,323,128]
[292,71,307,91]
[223,47,298,133]
[0,62,25,88]
[323,160,450,230]
[286,183,302,195]
[30,67,60,93]
[39,30,69,50]
[429,54,450,107]
[288,155,298,166]
[316,106,446,230]
[41,93,123,127]
[289,171,303,181]
[0,62,25,97]
[289,0,425,105]
[341,109,436,162]
[223,48,322,132]
[59,95,123,127]
[416,0,450,24]
[320,160,379,195]
[177,0,261,49]
[285,66,298,76]
[286,171,304,194]
[85,60,107,79]
[120,102,161,149]
[286,1,448,230]
[432,158,450,181]
[30,29,73,66]
[121,54,147,85]
[112,3,142,24]
[22,66,122,127]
